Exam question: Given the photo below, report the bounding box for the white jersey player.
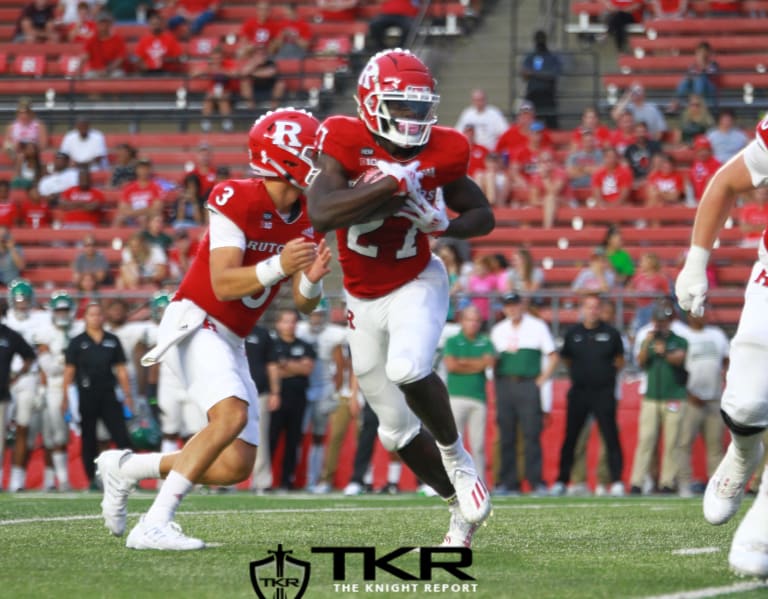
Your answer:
[296,300,347,491]
[104,298,153,402]
[676,114,768,576]
[35,291,83,491]
[6,278,47,492]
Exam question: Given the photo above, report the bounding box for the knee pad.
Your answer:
[721,409,766,437]
[377,422,420,452]
[385,356,427,386]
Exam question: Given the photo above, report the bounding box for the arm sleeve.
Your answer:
[65,339,77,365]
[207,209,246,251]
[112,337,127,365]
[13,331,36,361]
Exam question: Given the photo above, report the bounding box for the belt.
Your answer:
[502,375,535,382]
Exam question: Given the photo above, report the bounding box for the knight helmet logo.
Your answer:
[249,544,311,599]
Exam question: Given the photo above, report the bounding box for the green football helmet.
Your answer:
[7,279,34,311]
[49,290,74,327]
[150,291,171,322]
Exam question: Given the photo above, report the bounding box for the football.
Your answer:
[353,167,409,221]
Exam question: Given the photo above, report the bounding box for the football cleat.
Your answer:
[729,498,768,578]
[440,500,480,548]
[447,457,491,525]
[95,449,136,536]
[704,442,764,525]
[126,517,205,551]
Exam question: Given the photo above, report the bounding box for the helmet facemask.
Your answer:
[363,90,439,148]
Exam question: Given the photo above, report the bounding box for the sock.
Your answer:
[161,439,179,454]
[732,433,763,466]
[387,462,402,485]
[43,466,56,489]
[52,452,69,487]
[436,435,471,472]
[119,452,162,481]
[9,466,25,491]
[144,470,193,526]
[363,465,373,486]
[307,444,324,489]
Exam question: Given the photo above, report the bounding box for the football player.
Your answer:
[36,291,82,491]
[307,49,495,547]
[104,297,154,402]
[6,279,45,492]
[677,114,768,576]
[94,108,331,550]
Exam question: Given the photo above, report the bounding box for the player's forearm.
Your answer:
[308,181,404,232]
[211,266,270,301]
[443,206,495,239]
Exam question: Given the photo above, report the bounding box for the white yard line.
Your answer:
[642,581,768,599]
[671,547,721,556]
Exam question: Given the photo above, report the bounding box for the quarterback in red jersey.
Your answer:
[94,109,331,551]
[308,49,494,547]
[676,114,768,576]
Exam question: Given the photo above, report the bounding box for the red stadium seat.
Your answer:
[11,54,45,77]
[0,52,7,74]
[58,55,82,77]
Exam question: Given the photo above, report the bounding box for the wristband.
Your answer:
[299,271,323,299]
[686,245,711,270]
[255,255,286,288]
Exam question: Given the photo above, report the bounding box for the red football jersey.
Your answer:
[135,32,183,71]
[467,143,489,178]
[0,201,17,227]
[19,198,50,228]
[592,165,633,203]
[175,179,319,338]
[121,180,164,211]
[648,171,684,197]
[316,116,469,299]
[689,157,721,201]
[60,186,104,225]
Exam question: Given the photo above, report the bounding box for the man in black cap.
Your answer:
[489,292,558,495]
[629,298,689,494]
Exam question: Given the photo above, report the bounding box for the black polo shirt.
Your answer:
[273,335,315,401]
[0,324,35,402]
[245,325,278,393]
[560,321,624,388]
[65,330,126,395]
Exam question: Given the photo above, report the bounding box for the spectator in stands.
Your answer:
[738,187,768,249]
[465,254,505,324]
[590,147,634,206]
[677,94,715,145]
[529,149,569,228]
[166,0,219,38]
[648,0,688,18]
[611,82,668,141]
[566,129,604,192]
[141,214,172,252]
[58,166,105,228]
[38,151,78,203]
[318,0,359,21]
[3,98,49,160]
[463,125,490,182]
[15,0,58,43]
[134,10,185,75]
[238,44,284,111]
[630,300,688,495]
[66,2,97,43]
[491,292,559,496]
[571,106,612,149]
[80,12,128,79]
[436,243,465,322]
[19,187,50,229]
[167,228,198,281]
[624,121,662,195]
[496,101,552,160]
[174,173,204,227]
[368,0,420,50]
[11,142,43,191]
[572,247,616,295]
[706,108,749,164]
[270,5,311,59]
[507,120,551,196]
[627,252,671,333]
[0,181,18,228]
[669,41,720,112]
[455,89,509,152]
[646,153,685,211]
[238,1,275,54]
[110,142,137,187]
[0,227,25,285]
[609,109,636,156]
[474,152,510,207]
[602,225,635,285]
[521,30,562,129]
[191,46,237,132]
[59,117,108,171]
[113,158,164,227]
[688,135,720,203]
[601,0,644,53]
[505,247,545,296]
[116,231,168,289]
[73,234,110,287]
[74,272,99,318]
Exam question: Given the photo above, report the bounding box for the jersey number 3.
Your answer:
[347,220,418,259]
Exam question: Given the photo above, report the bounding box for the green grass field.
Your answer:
[2,492,768,599]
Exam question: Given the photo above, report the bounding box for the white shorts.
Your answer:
[158,361,206,438]
[158,309,259,446]
[12,373,43,427]
[42,379,69,447]
[344,255,449,450]
[721,261,768,428]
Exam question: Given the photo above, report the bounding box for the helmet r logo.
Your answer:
[269,120,303,148]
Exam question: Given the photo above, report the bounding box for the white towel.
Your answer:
[140,299,207,367]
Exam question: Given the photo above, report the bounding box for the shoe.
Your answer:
[58,481,72,492]
[641,475,655,496]
[343,481,364,496]
[530,484,549,498]
[492,485,519,497]
[377,483,399,495]
[609,482,625,497]
[629,486,642,496]
[310,482,330,494]
[678,485,694,499]
[446,456,491,525]
[594,484,608,497]
[549,481,566,497]
[704,442,764,526]
[94,449,136,537]
[658,486,676,495]
[567,482,590,497]
[126,516,205,551]
[440,500,480,548]
[418,483,439,497]
[729,500,768,577]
